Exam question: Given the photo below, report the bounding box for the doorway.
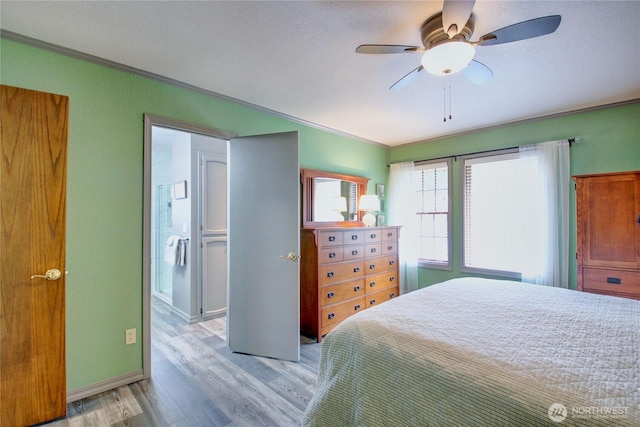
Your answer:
[149,126,229,320]
[143,114,237,378]
[143,115,301,378]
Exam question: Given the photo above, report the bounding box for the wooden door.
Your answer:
[577,173,640,269]
[0,85,68,426]
[227,132,300,362]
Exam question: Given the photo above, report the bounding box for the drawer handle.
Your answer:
[370,233,377,239]
[370,281,376,287]
[352,250,358,255]
[354,304,361,311]
[327,292,335,298]
[387,232,393,237]
[353,267,360,273]
[329,236,336,242]
[389,260,395,266]
[369,264,375,269]
[354,285,361,291]
[370,299,376,305]
[390,276,395,282]
[329,252,336,258]
[606,277,622,285]
[387,246,393,250]
[328,313,335,319]
[390,292,396,298]
[351,235,358,240]
[327,272,334,278]
[370,248,377,253]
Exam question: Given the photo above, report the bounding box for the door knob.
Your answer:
[31,268,62,281]
[279,253,299,262]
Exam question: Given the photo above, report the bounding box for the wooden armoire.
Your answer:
[574,171,640,300]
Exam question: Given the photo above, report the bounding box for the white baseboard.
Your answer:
[169,304,199,323]
[67,370,144,403]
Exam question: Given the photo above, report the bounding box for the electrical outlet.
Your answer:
[125,328,136,345]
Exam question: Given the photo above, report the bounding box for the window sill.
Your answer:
[460,266,522,280]
[418,260,452,271]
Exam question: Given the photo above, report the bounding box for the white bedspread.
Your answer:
[303,278,640,426]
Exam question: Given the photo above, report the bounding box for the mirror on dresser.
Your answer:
[301,168,370,228]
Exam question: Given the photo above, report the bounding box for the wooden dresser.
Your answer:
[574,171,640,300]
[301,226,400,342]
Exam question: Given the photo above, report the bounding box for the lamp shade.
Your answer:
[329,196,347,212]
[359,195,379,227]
[359,195,380,212]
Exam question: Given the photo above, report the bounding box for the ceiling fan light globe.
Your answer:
[421,42,476,76]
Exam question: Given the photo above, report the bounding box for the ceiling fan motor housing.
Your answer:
[421,12,475,49]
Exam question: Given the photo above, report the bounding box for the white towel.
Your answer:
[177,239,187,267]
[164,235,180,265]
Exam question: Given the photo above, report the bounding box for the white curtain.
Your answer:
[519,140,570,287]
[388,162,419,293]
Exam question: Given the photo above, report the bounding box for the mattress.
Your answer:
[303,278,640,426]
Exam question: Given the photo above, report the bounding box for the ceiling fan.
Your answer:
[356,0,561,90]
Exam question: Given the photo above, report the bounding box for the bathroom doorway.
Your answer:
[143,115,301,377]
[143,115,237,378]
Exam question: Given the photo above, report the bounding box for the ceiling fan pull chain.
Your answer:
[449,76,453,121]
[443,79,447,122]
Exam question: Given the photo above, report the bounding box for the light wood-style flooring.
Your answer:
[43,298,322,426]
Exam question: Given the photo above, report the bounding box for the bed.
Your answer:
[303,278,640,426]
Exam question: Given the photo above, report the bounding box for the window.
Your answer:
[411,161,451,269]
[462,151,543,277]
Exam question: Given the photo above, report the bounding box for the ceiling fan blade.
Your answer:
[390,66,425,90]
[462,60,493,84]
[442,0,475,37]
[356,44,421,54]
[478,15,561,46]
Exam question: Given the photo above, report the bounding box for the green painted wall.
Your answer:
[0,38,387,391]
[388,102,640,288]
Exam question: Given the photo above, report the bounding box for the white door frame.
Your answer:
[142,114,237,379]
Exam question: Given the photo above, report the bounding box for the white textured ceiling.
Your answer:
[1,1,639,146]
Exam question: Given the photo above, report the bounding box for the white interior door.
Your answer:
[227,131,300,361]
[200,153,228,319]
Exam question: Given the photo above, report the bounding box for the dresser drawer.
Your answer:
[366,286,399,308]
[364,230,382,243]
[364,255,398,274]
[364,243,381,258]
[343,245,365,261]
[382,228,398,241]
[342,230,364,245]
[319,247,344,263]
[317,230,343,247]
[365,271,398,292]
[319,260,365,285]
[321,279,365,306]
[381,241,398,255]
[321,296,366,331]
[582,268,640,296]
